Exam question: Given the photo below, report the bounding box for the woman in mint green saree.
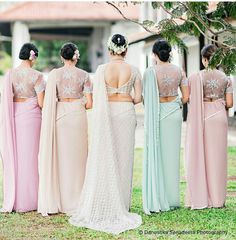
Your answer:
[142,40,189,214]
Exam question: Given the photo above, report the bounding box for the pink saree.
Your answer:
[185,72,228,209]
[1,71,41,212]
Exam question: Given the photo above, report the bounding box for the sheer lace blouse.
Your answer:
[55,67,92,99]
[201,69,233,99]
[106,65,142,102]
[11,67,45,98]
[154,63,188,97]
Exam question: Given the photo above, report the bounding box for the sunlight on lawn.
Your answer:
[0,147,235,240]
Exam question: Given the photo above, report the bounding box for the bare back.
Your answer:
[104,62,142,103]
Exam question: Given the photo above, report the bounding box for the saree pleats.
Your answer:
[1,71,41,212]
[185,72,228,209]
[13,98,41,212]
[160,102,182,208]
[142,67,182,214]
[109,102,136,210]
[204,101,227,207]
[56,101,88,213]
[38,70,88,215]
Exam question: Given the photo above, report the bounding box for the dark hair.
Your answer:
[109,34,128,56]
[19,43,38,60]
[201,44,217,60]
[60,42,78,60]
[152,39,171,62]
[111,34,127,47]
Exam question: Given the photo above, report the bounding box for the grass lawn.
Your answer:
[0,148,236,240]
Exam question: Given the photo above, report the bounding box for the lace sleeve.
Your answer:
[83,73,93,93]
[133,68,142,103]
[226,77,233,93]
[34,73,46,94]
[180,69,188,86]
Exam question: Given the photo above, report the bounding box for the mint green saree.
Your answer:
[142,67,182,214]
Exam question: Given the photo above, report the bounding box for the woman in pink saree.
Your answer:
[1,43,45,212]
[185,44,233,209]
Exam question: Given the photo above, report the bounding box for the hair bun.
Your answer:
[61,42,78,60]
[152,39,172,62]
[111,34,126,47]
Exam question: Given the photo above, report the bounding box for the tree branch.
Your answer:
[106,1,157,35]
[106,1,236,50]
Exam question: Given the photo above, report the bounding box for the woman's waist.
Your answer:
[13,96,37,102]
[57,97,84,102]
[203,97,224,102]
[159,95,179,102]
[108,94,133,103]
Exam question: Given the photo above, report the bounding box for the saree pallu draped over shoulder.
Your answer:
[185,72,228,209]
[1,71,41,213]
[38,70,88,216]
[68,65,142,235]
[142,67,182,215]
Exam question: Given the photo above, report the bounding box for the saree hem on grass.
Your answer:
[142,67,182,215]
[38,70,88,216]
[185,72,227,209]
[68,64,142,235]
[1,70,41,212]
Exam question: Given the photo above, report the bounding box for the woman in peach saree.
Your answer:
[38,43,92,216]
[185,44,233,209]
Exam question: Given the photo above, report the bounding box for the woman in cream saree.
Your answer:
[38,43,92,215]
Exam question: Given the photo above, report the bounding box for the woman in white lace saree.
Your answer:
[69,34,142,234]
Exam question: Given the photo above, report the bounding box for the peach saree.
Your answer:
[38,69,88,215]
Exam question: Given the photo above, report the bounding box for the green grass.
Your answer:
[0,147,236,240]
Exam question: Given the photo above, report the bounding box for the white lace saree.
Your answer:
[68,64,142,234]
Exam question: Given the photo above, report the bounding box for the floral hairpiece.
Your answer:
[107,35,129,54]
[29,50,37,61]
[72,49,80,60]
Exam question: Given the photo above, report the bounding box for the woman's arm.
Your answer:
[180,85,189,104]
[133,68,143,104]
[85,93,93,109]
[35,74,46,108]
[37,92,45,108]
[226,93,233,109]
[180,69,189,104]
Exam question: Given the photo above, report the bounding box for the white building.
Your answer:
[0,1,140,72]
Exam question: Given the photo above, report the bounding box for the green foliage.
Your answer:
[0,51,11,75]
[145,1,236,75]
[213,2,236,19]
[32,40,90,72]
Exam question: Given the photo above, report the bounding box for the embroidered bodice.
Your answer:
[55,67,92,99]
[201,69,233,99]
[11,67,45,98]
[106,65,142,100]
[154,63,188,97]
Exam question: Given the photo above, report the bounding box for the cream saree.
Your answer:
[68,65,142,235]
[38,70,88,215]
